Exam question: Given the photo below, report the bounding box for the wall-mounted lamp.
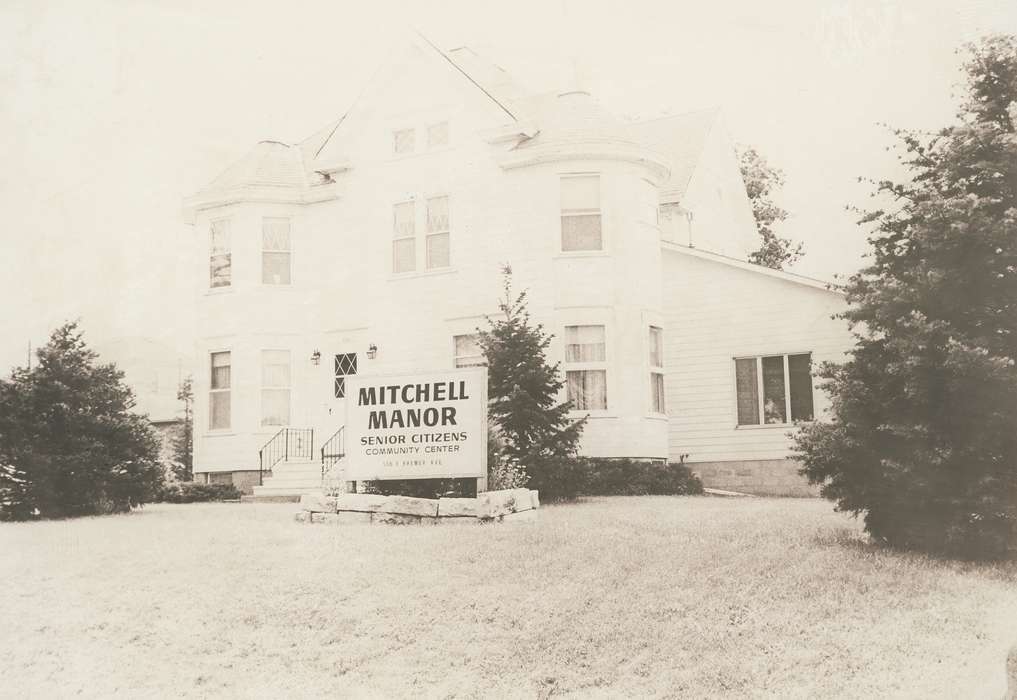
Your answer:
[366,343,378,360]
[310,349,321,365]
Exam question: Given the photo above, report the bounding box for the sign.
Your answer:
[344,368,487,481]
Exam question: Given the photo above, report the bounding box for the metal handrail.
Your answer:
[257,427,314,486]
[320,426,345,480]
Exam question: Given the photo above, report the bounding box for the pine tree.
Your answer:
[169,375,194,481]
[478,267,586,484]
[0,322,163,520]
[794,35,1017,558]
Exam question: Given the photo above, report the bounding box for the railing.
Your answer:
[258,427,314,486]
[320,426,345,480]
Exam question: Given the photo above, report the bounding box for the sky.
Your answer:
[1,0,1015,378]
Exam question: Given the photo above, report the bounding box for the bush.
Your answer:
[529,457,703,502]
[158,482,240,503]
[488,454,529,490]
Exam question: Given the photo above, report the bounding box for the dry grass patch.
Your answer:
[1,497,1014,698]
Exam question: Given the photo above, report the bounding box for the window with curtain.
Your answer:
[565,325,607,410]
[393,128,415,154]
[426,195,450,269]
[260,350,290,426]
[428,121,449,148]
[560,175,602,251]
[262,218,291,285]
[209,219,231,288]
[649,326,665,414]
[393,201,415,273]
[453,334,486,368]
[735,353,814,426]
[209,351,231,429]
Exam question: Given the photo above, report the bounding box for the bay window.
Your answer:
[649,326,665,414]
[209,219,231,288]
[560,175,602,252]
[453,334,486,368]
[262,218,291,285]
[565,325,607,410]
[426,196,450,269]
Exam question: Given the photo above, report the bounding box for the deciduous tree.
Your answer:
[739,146,804,269]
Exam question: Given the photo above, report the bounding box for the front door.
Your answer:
[321,351,358,470]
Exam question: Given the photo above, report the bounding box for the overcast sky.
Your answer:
[1,0,1015,375]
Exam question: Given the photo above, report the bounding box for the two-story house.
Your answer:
[183,37,853,497]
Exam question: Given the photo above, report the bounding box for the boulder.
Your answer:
[437,516,478,525]
[300,494,338,513]
[377,495,439,517]
[530,490,540,509]
[336,511,373,525]
[437,497,478,518]
[498,509,538,523]
[311,512,339,525]
[373,512,435,525]
[477,488,532,519]
[336,493,389,512]
[294,511,311,523]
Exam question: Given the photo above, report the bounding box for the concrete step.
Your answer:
[251,485,323,498]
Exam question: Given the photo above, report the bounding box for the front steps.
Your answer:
[250,459,323,500]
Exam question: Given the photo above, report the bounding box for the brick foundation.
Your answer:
[689,459,819,497]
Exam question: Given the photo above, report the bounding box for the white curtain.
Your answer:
[565,325,606,362]
[568,370,607,410]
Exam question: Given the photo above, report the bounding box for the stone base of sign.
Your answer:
[295,488,540,525]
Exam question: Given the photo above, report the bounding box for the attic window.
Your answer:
[393,128,415,155]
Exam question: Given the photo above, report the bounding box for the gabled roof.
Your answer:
[662,240,843,293]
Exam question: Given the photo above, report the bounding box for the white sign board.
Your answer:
[344,368,487,481]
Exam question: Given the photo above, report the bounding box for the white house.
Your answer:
[183,37,852,497]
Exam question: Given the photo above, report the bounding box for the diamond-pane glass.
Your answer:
[334,353,357,399]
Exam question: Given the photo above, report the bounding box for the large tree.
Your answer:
[478,267,586,485]
[794,35,1017,558]
[739,146,804,270]
[0,323,162,520]
[169,375,194,481]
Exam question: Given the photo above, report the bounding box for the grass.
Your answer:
[1,497,1015,698]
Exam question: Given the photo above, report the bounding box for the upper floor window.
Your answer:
[560,175,602,252]
[260,350,291,426]
[393,128,415,155]
[262,218,291,285]
[565,324,607,410]
[735,353,814,426]
[209,351,231,430]
[209,219,231,288]
[649,326,665,414]
[454,334,486,368]
[428,121,449,148]
[426,196,450,269]
[393,201,416,273]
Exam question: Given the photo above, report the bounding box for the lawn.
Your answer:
[2,497,1014,698]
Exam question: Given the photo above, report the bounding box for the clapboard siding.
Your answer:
[662,249,852,464]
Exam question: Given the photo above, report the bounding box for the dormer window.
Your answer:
[428,121,449,148]
[560,175,602,252]
[393,128,415,155]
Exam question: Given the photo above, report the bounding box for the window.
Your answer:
[209,351,231,430]
[426,196,450,269]
[209,219,231,288]
[428,121,449,148]
[454,334,486,368]
[334,353,357,399]
[393,128,415,154]
[649,326,665,414]
[560,175,602,251]
[565,325,607,410]
[735,353,814,426]
[393,201,415,273]
[260,350,290,426]
[262,218,291,285]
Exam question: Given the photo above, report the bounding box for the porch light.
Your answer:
[310,349,321,365]
[367,343,378,360]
